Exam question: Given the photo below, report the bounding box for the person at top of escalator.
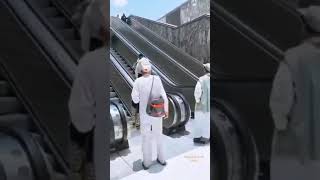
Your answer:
[121,13,127,22]
[69,0,108,180]
[269,5,320,180]
[193,63,210,144]
[80,0,108,52]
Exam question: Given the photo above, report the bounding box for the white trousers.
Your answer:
[193,111,210,138]
[141,117,165,167]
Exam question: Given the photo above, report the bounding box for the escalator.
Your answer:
[110,48,191,135]
[0,93,67,180]
[22,0,131,151]
[0,2,70,178]
[110,17,198,88]
[111,21,196,118]
[3,0,130,151]
[129,16,206,78]
[211,1,306,180]
[0,0,125,179]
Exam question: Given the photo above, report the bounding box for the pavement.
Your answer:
[110,118,210,180]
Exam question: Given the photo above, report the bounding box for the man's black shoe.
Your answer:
[142,162,149,170]
[200,137,210,144]
[157,158,167,166]
[193,137,202,143]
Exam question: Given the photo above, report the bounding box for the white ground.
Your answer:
[110,118,210,180]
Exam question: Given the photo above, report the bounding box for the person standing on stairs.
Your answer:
[193,63,210,144]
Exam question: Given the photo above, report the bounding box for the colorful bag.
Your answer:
[146,76,165,117]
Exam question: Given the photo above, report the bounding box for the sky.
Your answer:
[110,0,187,21]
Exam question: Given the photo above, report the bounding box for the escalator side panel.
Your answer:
[0,2,70,161]
[110,64,133,113]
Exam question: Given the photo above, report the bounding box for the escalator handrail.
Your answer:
[0,62,70,175]
[111,17,199,82]
[5,0,76,84]
[110,32,182,87]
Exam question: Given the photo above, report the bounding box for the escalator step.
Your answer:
[0,70,4,80]
[0,81,11,96]
[110,97,120,103]
[53,172,68,180]
[31,132,46,151]
[109,87,113,91]
[48,17,70,28]
[68,40,83,55]
[0,97,23,114]
[43,7,60,17]
[44,153,57,171]
[0,113,32,130]
[61,29,76,40]
[30,0,51,8]
[110,92,116,98]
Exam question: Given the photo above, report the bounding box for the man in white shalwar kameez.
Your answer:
[193,63,210,144]
[131,60,169,170]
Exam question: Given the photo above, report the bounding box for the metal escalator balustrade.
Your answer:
[111,17,198,87]
[0,67,68,180]
[109,84,129,151]
[24,0,83,61]
[111,28,196,114]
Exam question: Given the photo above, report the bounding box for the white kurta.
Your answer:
[193,74,210,138]
[131,75,168,167]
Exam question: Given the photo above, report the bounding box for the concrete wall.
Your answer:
[131,16,176,43]
[158,0,210,26]
[175,16,210,63]
[131,15,210,63]
[180,0,210,24]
